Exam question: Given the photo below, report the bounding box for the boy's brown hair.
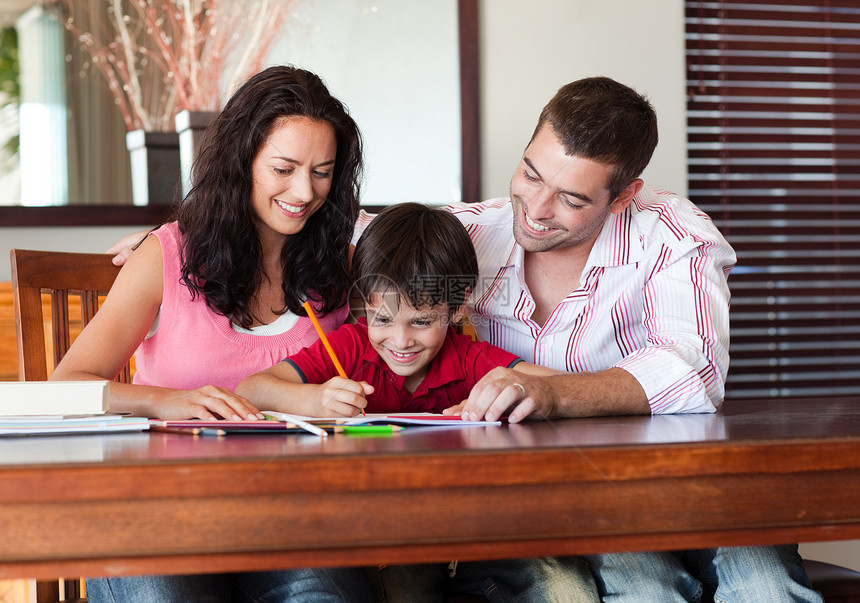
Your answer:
[351,203,478,318]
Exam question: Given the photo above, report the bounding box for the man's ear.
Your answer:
[609,179,644,215]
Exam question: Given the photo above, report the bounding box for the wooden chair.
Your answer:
[10,248,131,603]
[11,248,130,383]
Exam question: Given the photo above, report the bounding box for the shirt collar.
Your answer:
[587,207,645,267]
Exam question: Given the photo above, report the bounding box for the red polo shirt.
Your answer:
[286,317,521,413]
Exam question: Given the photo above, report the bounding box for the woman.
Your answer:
[51,65,373,602]
[52,65,359,421]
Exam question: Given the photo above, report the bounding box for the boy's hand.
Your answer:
[312,377,373,417]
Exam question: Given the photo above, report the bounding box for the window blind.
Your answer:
[686,0,860,398]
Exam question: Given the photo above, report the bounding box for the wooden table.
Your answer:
[1,397,859,580]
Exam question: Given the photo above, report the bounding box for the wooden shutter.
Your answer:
[686,0,860,398]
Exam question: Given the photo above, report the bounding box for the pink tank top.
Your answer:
[133,222,348,391]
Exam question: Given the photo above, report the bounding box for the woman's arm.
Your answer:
[237,361,372,418]
[51,236,263,421]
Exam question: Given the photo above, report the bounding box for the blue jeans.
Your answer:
[586,545,822,603]
[85,568,373,603]
[370,557,598,602]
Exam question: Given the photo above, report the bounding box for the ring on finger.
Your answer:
[512,382,526,401]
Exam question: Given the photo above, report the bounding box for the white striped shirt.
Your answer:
[354,186,736,414]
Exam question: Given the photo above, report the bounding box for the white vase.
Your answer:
[125,130,181,206]
[175,109,216,199]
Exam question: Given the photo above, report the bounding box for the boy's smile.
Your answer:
[365,292,450,393]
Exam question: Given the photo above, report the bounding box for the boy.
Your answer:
[236,202,554,417]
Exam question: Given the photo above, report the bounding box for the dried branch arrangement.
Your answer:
[53,0,291,131]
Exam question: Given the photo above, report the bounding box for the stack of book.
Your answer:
[0,381,149,436]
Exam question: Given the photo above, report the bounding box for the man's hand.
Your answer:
[107,229,151,266]
[447,367,557,423]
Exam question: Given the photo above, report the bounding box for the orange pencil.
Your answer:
[302,301,365,415]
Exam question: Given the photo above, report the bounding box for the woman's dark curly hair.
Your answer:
[177,65,363,328]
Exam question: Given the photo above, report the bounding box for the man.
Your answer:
[442,76,821,602]
[446,76,727,423]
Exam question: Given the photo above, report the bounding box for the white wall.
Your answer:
[1,226,147,281]
[0,0,856,570]
[265,0,461,207]
[479,0,687,200]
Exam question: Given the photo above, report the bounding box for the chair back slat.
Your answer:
[50,289,71,367]
[10,249,128,383]
[81,291,100,326]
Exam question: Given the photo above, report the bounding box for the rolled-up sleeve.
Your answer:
[615,235,734,414]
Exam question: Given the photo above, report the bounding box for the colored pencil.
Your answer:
[303,301,347,377]
[335,425,404,435]
[263,411,329,438]
[149,424,201,436]
[302,301,365,416]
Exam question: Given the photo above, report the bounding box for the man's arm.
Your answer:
[107,229,151,265]
[112,211,375,266]
[456,366,649,423]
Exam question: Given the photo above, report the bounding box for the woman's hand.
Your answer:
[154,385,266,421]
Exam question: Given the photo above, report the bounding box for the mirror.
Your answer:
[0,0,478,225]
